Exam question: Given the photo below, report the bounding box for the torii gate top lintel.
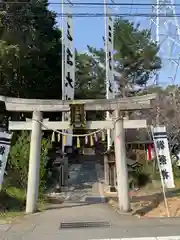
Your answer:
[0,94,156,112]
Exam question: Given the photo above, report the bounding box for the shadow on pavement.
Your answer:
[44,202,98,210]
[85,196,107,204]
[45,196,107,210]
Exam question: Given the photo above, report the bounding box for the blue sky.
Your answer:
[48,0,180,86]
[49,0,106,51]
[49,0,151,51]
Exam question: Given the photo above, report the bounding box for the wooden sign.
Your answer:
[70,104,86,128]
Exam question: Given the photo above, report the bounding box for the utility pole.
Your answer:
[114,109,130,212]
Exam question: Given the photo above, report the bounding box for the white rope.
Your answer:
[34,119,105,137]
[32,116,122,138]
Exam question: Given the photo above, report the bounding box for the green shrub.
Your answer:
[129,171,151,189]
[7,131,52,192]
[173,164,180,179]
[0,187,26,212]
[128,162,153,189]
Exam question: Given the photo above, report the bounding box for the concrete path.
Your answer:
[1,160,180,239]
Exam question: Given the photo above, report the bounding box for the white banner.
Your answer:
[104,6,114,149]
[64,6,75,101]
[105,6,114,100]
[153,126,175,189]
[62,3,75,147]
[0,132,13,188]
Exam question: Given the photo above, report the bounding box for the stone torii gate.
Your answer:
[0,93,156,213]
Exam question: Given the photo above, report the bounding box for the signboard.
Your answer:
[153,126,175,188]
[104,6,114,149]
[64,7,75,101]
[105,6,114,99]
[62,3,75,147]
[70,104,86,129]
[0,132,12,188]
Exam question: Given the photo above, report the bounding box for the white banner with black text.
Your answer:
[104,6,114,149]
[63,3,75,147]
[153,126,175,189]
[0,132,13,188]
[105,6,114,100]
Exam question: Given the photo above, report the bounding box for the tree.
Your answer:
[7,131,52,192]
[147,85,180,147]
[75,52,105,99]
[75,52,106,120]
[88,18,161,97]
[0,0,62,99]
[133,84,180,151]
[0,41,20,96]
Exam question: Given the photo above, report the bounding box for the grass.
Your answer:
[0,186,49,220]
[0,187,26,220]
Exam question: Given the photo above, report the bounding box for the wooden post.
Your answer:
[104,154,109,186]
[114,109,130,212]
[26,111,42,213]
[113,163,117,188]
[63,156,69,188]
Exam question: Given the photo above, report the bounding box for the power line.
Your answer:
[2,13,180,18]
[60,2,180,7]
[59,13,180,18]
[1,1,180,6]
[0,4,163,11]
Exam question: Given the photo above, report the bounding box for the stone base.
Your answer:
[110,186,117,192]
[104,185,117,193]
[60,186,69,192]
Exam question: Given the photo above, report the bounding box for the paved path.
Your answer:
[65,161,104,202]
[1,160,180,239]
[88,238,180,240]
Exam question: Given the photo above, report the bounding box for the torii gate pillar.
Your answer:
[26,111,42,213]
[114,109,130,212]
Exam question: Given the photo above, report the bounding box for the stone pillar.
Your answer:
[26,111,42,213]
[114,109,130,212]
